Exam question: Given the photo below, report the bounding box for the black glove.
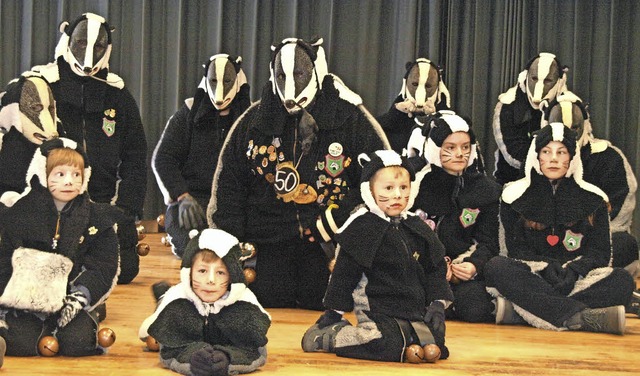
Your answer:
[541,263,566,286]
[423,301,446,340]
[316,310,343,329]
[553,267,578,295]
[178,194,206,230]
[190,346,230,376]
[58,290,89,328]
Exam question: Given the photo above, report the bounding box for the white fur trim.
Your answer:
[493,100,522,169]
[0,247,73,313]
[198,228,238,258]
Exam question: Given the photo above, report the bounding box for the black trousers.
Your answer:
[485,256,635,327]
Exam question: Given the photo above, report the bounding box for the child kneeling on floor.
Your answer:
[139,228,271,375]
[301,150,453,363]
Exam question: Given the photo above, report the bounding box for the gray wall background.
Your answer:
[2,0,639,236]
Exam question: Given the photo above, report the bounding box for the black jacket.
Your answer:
[413,166,501,278]
[153,84,251,203]
[209,77,388,243]
[0,128,38,195]
[38,58,147,217]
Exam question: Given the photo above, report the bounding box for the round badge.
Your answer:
[328,142,343,157]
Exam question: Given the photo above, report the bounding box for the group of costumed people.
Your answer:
[0,10,638,376]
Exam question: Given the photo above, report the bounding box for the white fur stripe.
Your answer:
[531,53,555,103]
[198,228,238,258]
[550,122,565,141]
[325,207,339,235]
[316,217,331,242]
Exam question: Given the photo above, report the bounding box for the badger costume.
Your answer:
[153,54,251,257]
[302,150,452,362]
[0,138,119,356]
[0,74,59,197]
[30,13,147,284]
[207,37,389,309]
[541,92,639,272]
[376,58,451,155]
[484,123,634,333]
[412,111,501,323]
[139,229,270,376]
[492,52,568,185]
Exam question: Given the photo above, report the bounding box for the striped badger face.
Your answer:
[62,13,114,77]
[205,55,242,111]
[541,92,591,147]
[271,38,322,114]
[525,53,566,109]
[0,75,59,145]
[403,59,441,113]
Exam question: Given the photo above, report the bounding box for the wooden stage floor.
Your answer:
[4,231,640,375]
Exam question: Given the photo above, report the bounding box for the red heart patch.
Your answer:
[547,234,559,246]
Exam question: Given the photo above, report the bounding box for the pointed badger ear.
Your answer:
[59,21,70,34]
[358,152,372,168]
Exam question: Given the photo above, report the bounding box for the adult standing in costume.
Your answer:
[208,37,389,309]
[153,54,251,258]
[30,12,147,284]
[376,58,451,156]
[492,52,568,185]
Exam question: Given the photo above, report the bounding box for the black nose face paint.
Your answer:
[69,19,108,73]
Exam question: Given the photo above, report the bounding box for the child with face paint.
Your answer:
[411,111,501,323]
[140,229,270,376]
[301,150,452,363]
[493,52,569,185]
[541,92,640,275]
[484,123,635,335]
[29,12,147,285]
[152,54,251,258]
[376,58,451,155]
[0,138,119,361]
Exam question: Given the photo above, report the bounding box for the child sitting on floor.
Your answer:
[139,228,271,375]
[0,138,119,363]
[301,150,453,363]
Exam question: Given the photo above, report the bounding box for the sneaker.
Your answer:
[625,290,640,316]
[0,336,5,368]
[567,306,626,335]
[152,281,171,302]
[495,297,527,325]
[301,320,351,353]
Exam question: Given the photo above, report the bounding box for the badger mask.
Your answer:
[204,54,246,111]
[56,13,114,77]
[0,75,59,144]
[540,91,592,148]
[401,58,448,113]
[270,37,328,114]
[521,52,568,109]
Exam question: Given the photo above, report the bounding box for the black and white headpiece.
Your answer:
[540,91,592,147]
[358,150,417,219]
[269,37,328,111]
[502,123,607,204]
[423,110,478,168]
[198,54,247,110]
[400,58,451,109]
[55,13,114,77]
[517,52,568,109]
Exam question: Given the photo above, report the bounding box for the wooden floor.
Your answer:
[4,231,640,375]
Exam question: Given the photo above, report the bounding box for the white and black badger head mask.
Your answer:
[540,91,592,148]
[358,150,418,219]
[270,37,328,114]
[200,54,247,111]
[400,58,451,112]
[0,73,59,144]
[519,52,568,110]
[55,12,114,77]
[423,110,478,168]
